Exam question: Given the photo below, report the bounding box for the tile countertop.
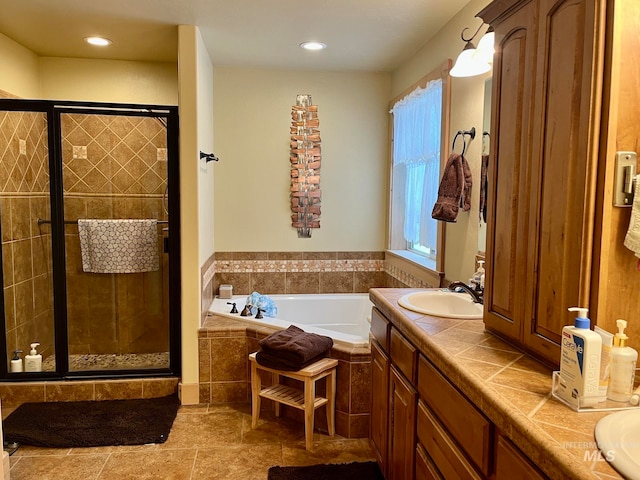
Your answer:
[369,288,625,480]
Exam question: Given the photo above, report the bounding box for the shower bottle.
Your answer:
[10,350,23,372]
[25,342,42,372]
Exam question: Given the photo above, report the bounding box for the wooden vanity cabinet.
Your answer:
[370,307,417,480]
[495,434,547,480]
[479,0,604,366]
[369,308,551,480]
[389,365,417,480]
[370,308,391,476]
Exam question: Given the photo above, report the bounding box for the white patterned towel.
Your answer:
[78,219,159,273]
[624,174,640,258]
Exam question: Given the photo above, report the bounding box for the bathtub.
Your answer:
[208,293,373,348]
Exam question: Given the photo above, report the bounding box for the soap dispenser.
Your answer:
[557,307,602,407]
[24,342,42,372]
[472,260,485,290]
[607,319,638,402]
[10,349,23,372]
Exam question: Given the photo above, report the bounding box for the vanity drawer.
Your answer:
[390,327,417,383]
[417,401,483,480]
[418,355,493,476]
[416,443,442,480]
[370,308,390,351]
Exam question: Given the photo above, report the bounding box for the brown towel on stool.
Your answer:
[431,152,473,222]
[256,325,333,371]
[255,350,326,371]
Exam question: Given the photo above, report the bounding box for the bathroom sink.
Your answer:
[397,290,483,319]
[595,409,640,479]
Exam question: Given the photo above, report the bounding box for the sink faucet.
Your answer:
[448,281,484,304]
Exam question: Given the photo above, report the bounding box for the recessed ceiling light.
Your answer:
[300,42,327,51]
[84,37,112,47]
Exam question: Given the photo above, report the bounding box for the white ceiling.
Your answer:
[0,0,469,71]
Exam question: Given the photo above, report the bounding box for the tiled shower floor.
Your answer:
[41,352,170,371]
[4,402,375,480]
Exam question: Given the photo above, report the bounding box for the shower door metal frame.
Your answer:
[0,99,181,380]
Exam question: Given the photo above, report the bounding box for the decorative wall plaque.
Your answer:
[290,94,321,238]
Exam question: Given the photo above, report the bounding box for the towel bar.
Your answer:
[452,127,476,156]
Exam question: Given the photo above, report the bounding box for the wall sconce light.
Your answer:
[290,94,321,238]
[450,24,494,78]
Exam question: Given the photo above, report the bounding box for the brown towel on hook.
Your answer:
[479,154,489,223]
[431,152,473,222]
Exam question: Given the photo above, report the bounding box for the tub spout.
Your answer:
[240,305,253,317]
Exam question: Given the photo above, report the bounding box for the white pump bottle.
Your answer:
[24,342,42,372]
[607,319,638,402]
[557,307,602,407]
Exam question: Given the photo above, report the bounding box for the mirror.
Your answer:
[478,76,491,254]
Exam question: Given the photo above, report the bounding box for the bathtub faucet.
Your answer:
[255,308,265,319]
[240,304,253,317]
[226,302,238,314]
[448,281,483,304]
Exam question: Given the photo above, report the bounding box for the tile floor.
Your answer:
[3,402,375,480]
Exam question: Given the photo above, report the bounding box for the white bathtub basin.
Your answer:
[398,290,483,319]
[595,409,640,479]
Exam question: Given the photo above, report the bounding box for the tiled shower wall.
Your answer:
[0,110,55,360]
[61,113,169,355]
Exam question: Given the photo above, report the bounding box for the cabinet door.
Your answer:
[370,339,390,476]
[495,434,548,480]
[389,366,417,480]
[481,0,538,342]
[524,0,601,363]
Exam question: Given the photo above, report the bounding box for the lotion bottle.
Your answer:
[557,307,601,407]
[24,342,42,372]
[472,260,485,289]
[607,319,638,402]
[10,349,23,373]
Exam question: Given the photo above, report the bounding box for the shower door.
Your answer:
[0,106,56,375]
[0,100,180,378]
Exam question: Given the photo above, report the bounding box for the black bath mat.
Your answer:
[3,394,179,448]
[268,461,384,480]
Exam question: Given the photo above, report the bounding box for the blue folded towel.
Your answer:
[245,292,278,317]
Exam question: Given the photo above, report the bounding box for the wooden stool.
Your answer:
[249,352,338,450]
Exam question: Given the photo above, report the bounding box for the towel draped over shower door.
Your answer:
[78,219,159,274]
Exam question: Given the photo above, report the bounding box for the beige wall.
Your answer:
[391,0,491,284]
[212,67,390,251]
[0,33,40,98]
[0,34,178,104]
[39,58,178,104]
[196,41,215,264]
[177,25,216,402]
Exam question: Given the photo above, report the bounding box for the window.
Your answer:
[389,64,450,271]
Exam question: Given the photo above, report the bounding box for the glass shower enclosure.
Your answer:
[0,99,180,379]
